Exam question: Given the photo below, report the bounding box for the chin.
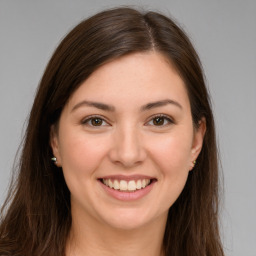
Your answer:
[98,207,166,231]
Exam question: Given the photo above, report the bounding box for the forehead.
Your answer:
[65,52,190,112]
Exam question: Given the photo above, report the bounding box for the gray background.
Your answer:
[0,0,255,255]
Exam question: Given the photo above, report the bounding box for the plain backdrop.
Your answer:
[0,1,255,255]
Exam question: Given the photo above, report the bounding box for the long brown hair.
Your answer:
[0,7,224,256]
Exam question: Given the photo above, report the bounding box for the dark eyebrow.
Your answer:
[71,100,115,112]
[71,99,182,113]
[140,99,182,111]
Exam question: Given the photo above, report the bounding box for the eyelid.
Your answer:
[81,115,111,126]
[145,114,175,126]
[80,114,174,127]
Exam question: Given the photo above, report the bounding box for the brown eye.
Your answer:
[91,118,103,126]
[82,116,108,127]
[146,115,174,127]
[153,117,165,126]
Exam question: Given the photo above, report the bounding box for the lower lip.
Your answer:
[99,180,155,201]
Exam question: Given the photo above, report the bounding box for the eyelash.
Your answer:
[81,115,109,127]
[146,114,175,127]
[81,114,174,127]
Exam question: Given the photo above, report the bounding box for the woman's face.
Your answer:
[51,52,205,230]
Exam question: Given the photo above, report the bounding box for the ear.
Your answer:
[50,125,62,167]
[189,118,206,170]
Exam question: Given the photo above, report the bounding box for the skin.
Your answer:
[51,51,206,256]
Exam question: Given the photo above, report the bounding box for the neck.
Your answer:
[66,209,167,256]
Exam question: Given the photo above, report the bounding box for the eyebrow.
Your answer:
[140,99,182,111]
[71,100,115,112]
[71,99,182,112]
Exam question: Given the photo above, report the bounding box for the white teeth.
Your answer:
[136,180,142,189]
[113,180,119,190]
[102,178,151,191]
[128,180,136,191]
[120,180,128,191]
[109,179,114,188]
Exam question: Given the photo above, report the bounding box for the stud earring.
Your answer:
[51,157,57,165]
[190,159,197,171]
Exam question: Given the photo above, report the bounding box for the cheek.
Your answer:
[147,132,192,173]
[146,134,192,209]
[58,130,109,179]
[58,131,110,204]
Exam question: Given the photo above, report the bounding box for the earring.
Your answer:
[51,157,57,165]
[190,159,197,170]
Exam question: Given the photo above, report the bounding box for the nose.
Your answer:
[108,125,147,168]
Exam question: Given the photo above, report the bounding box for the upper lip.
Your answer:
[98,174,157,182]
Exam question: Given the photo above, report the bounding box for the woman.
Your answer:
[0,7,224,256]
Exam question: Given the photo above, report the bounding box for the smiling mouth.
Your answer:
[99,178,156,192]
